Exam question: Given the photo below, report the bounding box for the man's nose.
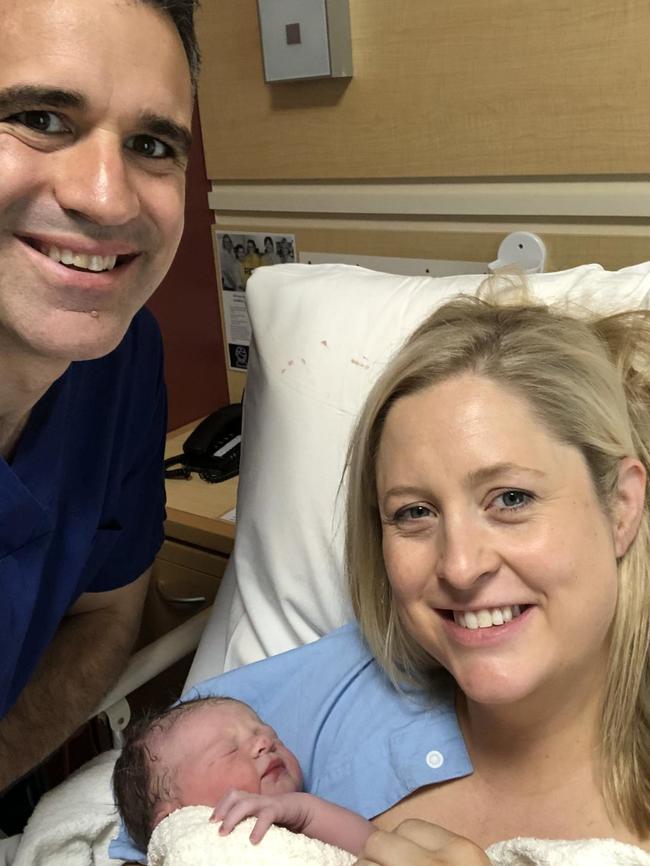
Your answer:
[435,514,500,591]
[53,132,140,226]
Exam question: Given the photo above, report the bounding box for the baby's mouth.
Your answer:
[262,758,284,779]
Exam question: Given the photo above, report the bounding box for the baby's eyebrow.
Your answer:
[0,84,86,115]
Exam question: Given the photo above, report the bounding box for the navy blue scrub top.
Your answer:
[0,308,166,718]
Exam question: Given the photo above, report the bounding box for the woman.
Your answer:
[243,239,262,284]
[134,284,650,866]
[261,235,281,266]
[233,243,247,290]
[345,285,650,863]
[219,233,240,290]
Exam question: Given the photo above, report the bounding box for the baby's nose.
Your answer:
[253,732,274,755]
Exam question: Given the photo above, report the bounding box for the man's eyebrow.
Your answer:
[0,84,86,115]
[0,88,192,156]
[136,112,193,157]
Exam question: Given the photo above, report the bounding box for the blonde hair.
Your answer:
[345,281,650,834]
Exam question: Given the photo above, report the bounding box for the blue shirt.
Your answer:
[0,308,167,718]
[110,623,472,862]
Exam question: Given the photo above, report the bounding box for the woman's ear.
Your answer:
[612,457,647,558]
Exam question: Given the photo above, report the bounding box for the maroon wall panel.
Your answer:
[147,106,229,431]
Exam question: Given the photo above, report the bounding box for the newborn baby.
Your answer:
[113,696,374,856]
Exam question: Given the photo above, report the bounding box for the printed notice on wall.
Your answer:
[216,231,296,371]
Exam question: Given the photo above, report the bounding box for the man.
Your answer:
[0,0,197,802]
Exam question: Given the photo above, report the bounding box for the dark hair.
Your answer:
[143,0,201,87]
[113,696,238,852]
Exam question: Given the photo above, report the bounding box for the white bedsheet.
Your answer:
[12,749,119,866]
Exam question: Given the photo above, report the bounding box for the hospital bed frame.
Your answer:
[94,607,211,746]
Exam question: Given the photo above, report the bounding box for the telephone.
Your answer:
[164,403,242,483]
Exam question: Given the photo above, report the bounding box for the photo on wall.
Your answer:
[216,231,296,371]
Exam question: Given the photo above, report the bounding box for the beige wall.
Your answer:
[197,0,650,181]
[197,2,650,402]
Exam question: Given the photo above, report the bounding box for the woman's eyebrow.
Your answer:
[0,84,86,114]
[135,111,193,157]
[381,464,545,502]
[466,463,546,487]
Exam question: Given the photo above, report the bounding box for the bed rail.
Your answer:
[92,606,212,746]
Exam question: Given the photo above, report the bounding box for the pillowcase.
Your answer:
[185,261,650,687]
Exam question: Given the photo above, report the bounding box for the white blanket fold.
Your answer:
[12,749,120,866]
[485,836,650,866]
[147,806,356,866]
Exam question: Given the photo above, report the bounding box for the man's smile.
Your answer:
[16,233,140,274]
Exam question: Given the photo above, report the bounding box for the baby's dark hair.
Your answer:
[113,696,240,852]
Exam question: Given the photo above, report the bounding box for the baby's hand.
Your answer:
[211,789,311,844]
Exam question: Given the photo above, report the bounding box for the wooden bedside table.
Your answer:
[137,421,238,648]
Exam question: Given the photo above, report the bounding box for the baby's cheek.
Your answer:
[287,753,303,790]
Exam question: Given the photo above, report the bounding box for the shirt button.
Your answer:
[426,750,444,769]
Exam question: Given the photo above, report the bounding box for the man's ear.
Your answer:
[612,457,647,558]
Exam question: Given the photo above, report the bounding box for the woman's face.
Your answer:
[376,373,638,708]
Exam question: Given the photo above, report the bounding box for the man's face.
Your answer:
[0,0,193,363]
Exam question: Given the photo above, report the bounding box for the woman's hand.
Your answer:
[354,820,490,866]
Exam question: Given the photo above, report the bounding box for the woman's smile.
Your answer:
[438,603,536,648]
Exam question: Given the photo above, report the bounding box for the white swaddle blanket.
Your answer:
[486,836,650,865]
[148,806,650,866]
[147,806,356,866]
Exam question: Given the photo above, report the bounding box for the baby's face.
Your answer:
[153,701,303,814]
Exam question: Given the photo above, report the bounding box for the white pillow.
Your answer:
[185,261,650,686]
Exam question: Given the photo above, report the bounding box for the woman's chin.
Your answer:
[452,666,541,708]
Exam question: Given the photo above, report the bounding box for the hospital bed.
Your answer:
[11,259,650,865]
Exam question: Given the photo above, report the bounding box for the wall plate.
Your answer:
[257,0,352,82]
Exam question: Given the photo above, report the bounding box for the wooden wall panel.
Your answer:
[197,0,650,180]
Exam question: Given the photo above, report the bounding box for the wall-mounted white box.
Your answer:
[257,0,352,83]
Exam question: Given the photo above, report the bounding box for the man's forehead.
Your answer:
[0,0,192,123]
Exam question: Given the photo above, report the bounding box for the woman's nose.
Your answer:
[435,516,500,590]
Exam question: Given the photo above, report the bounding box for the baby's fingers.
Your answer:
[211,788,248,824]
[248,808,276,844]
[218,801,258,835]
